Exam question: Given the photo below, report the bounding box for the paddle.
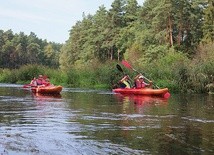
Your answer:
[121,60,139,73]
[121,60,159,88]
[121,60,171,98]
[116,64,124,74]
[116,64,133,88]
[23,84,33,88]
[116,64,133,81]
[23,83,37,88]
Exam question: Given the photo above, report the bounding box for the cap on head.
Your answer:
[139,75,144,79]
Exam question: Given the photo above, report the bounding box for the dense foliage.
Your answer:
[0,30,62,68]
[59,0,213,69]
[0,0,213,93]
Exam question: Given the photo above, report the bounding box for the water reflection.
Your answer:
[32,93,62,101]
[114,94,169,114]
[0,84,213,155]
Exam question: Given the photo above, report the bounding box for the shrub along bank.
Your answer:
[0,52,213,94]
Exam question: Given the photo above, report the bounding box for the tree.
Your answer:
[44,44,59,67]
[202,0,214,43]
[168,0,206,55]
[109,0,126,27]
[92,5,110,61]
[1,40,15,68]
[26,43,41,64]
[59,21,84,70]
[107,0,126,60]
[151,0,173,46]
[124,0,139,25]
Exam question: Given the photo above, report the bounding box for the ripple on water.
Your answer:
[182,116,214,123]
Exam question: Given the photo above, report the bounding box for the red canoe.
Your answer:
[31,85,63,94]
[113,88,170,98]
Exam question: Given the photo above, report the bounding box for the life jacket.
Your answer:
[36,78,43,85]
[122,80,131,88]
[135,80,146,89]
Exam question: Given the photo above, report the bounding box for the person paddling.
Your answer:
[35,75,51,87]
[36,75,44,86]
[119,75,132,88]
[134,74,152,89]
[30,77,37,87]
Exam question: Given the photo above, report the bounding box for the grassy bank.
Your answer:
[0,63,118,89]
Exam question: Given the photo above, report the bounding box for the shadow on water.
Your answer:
[0,84,213,155]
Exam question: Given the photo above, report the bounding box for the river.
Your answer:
[0,84,213,155]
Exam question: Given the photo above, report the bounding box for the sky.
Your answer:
[0,0,145,43]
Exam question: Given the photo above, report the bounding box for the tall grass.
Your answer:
[0,62,118,89]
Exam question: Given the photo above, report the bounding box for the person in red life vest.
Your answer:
[134,74,152,89]
[36,75,52,86]
[43,78,53,86]
[36,75,44,86]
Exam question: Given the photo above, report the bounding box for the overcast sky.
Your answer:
[0,0,145,43]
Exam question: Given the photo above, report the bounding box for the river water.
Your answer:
[0,84,213,155]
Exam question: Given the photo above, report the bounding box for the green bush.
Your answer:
[0,69,16,83]
[187,43,214,93]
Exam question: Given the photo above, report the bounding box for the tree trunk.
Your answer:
[168,15,174,47]
[177,20,182,46]
[117,49,120,61]
[110,47,113,60]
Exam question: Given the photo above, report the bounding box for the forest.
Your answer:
[0,0,213,93]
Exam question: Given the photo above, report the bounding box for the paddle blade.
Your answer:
[116,64,123,73]
[122,60,132,69]
[163,92,171,99]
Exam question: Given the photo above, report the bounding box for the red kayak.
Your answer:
[31,85,63,94]
[113,88,170,98]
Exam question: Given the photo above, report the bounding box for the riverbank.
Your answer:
[0,61,213,94]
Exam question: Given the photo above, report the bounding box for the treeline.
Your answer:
[59,0,213,70]
[0,30,62,68]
